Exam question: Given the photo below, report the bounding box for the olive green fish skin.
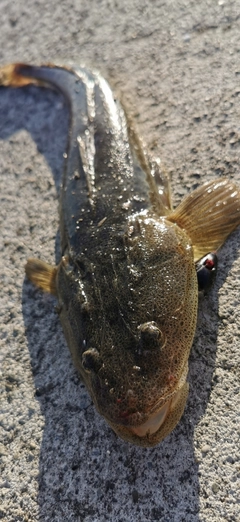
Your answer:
[31,65,197,445]
[17,66,151,246]
[9,64,198,446]
[3,63,239,446]
[17,65,196,445]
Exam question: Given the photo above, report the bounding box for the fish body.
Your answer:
[1,63,240,447]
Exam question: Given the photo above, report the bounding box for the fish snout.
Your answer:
[109,381,190,446]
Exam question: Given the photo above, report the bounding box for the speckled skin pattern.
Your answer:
[0,2,240,520]
[4,64,198,446]
[2,63,240,449]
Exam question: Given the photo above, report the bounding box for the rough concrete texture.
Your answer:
[0,1,240,521]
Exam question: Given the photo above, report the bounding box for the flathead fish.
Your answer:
[1,63,240,447]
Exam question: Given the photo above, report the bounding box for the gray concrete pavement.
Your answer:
[0,1,239,521]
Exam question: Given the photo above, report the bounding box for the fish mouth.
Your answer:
[123,366,189,438]
[107,367,189,446]
[128,397,172,437]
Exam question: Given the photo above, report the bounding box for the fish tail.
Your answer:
[0,62,87,102]
[168,178,240,260]
[0,63,46,87]
[25,258,58,295]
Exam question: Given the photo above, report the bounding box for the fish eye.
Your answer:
[137,322,165,351]
[82,347,101,373]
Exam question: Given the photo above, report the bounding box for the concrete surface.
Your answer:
[0,1,239,521]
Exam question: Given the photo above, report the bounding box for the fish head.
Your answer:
[57,212,198,447]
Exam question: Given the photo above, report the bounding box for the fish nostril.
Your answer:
[82,348,102,373]
[137,322,165,353]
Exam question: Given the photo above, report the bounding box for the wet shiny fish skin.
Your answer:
[1,63,240,447]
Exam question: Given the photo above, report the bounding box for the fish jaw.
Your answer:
[102,363,190,447]
[128,399,171,437]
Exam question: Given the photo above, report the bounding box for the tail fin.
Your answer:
[0,63,47,87]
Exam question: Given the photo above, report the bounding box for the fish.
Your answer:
[1,62,240,447]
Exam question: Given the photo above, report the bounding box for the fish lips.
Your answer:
[99,363,190,446]
[86,359,190,446]
[108,381,190,447]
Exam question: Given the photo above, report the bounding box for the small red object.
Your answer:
[204,258,215,270]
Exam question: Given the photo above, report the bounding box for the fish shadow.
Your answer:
[1,84,239,522]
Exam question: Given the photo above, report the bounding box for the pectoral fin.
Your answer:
[25,258,58,295]
[168,179,240,260]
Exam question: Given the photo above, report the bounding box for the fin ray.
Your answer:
[25,258,58,295]
[168,179,240,260]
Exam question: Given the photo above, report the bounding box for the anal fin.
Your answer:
[168,179,240,260]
